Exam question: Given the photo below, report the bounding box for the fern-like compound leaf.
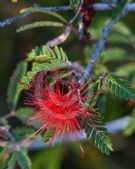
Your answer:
[16,147,31,169]
[12,127,35,142]
[105,75,135,100]
[16,107,41,128]
[84,114,113,155]
[27,45,69,62]
[19,46,69,86]
[3,153,17,169]
[7,61,28,110]
[85,79,101,107]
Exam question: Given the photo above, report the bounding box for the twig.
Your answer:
[0,111,15,121]
[79,2,129,82]
[0,3,135,28]
[0,110,15,120]
[0,126,15,142]
[46,25,72,47]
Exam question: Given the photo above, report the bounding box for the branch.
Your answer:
[79,2,129,82]
[0,126,15,142]
[0,3,135,28]
[46,25,72,47]
[0,110,15,120]
[93,3,135,11]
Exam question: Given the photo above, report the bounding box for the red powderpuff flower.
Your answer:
[24,70,97,146]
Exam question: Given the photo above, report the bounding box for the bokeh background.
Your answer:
[0,0,135,169]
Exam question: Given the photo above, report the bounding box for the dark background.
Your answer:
[0,0,135,169]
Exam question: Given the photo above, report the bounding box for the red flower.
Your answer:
[24,70,96,145]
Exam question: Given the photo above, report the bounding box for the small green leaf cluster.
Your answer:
[2,148,31,169]
[69,0,80,8]
[19,45,69,87]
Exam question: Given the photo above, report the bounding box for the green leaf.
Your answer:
[44,131,54,143]
[84,114,113,155]
[3,153,16,169]
[112,0,127,19]
[7,61,28,110]
[124,109,135,136]
[0,119,8,126]
[116,63,135,76]
[20,7,67,23]
[19,46,69,86]
[0,147,4,153]
[110,22,135,45]
[113,22,134,38]
[85,79,101,107]
[12,127,35,142]
[16,107,41,128]
[16,148,31,169]
[16,107,32,121]
[105,75,135,100]
[17,21,64,33]
[27,45,68,62]
[100,48,127,63]
[70,0,80,8]
[21,62,65,86]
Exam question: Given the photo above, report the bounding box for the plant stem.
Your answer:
[79,2,129,82]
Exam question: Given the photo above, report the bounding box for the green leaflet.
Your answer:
[84,113,113,155]
[112,0,128,19]
[90,21,135,45]
[7,61,28,110]
[16,107,32,121]
[69,0,80,8]
[12,127,35,142]
[22,63,63,85]
[124,109,135,136]
[16,107,41,128]
[27,45,68,62]
[17,21,64,33]
[100,48,127,63]
[0,118,8,126]
[109,21,135,45]
[18,46,69,87]
[44,130,54,143]
[2,153,17,169]
[0,147,4,153]
[2,148,31,169]
[116,63,135,76]
[85,79,101,107]
[20,7,67,23]
[105,75,135,100]
[16,148,31,169]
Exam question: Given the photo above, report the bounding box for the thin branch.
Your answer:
[79,2,129,82]
[0,3,135,28]
[0,126,15,142]
[46,25,72,47]
[0,110,15,120]
[93,2,135,11]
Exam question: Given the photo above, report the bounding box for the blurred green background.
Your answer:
[0,0,135,169]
